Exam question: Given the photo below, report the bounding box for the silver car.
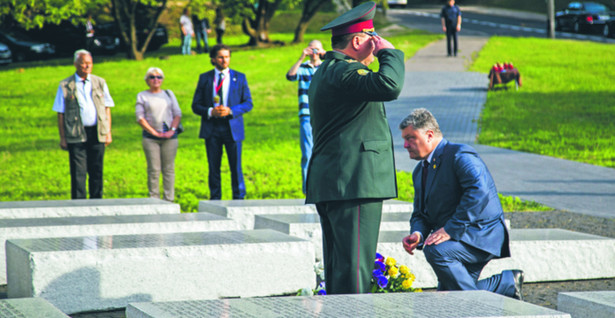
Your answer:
[0,42,11,65]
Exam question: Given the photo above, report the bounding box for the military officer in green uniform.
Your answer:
[306,1,405,294]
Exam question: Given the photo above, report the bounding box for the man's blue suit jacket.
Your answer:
[191,69,253,141]
[411,138,510,258]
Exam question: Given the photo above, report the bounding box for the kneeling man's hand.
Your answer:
[402,233,421,255]
[425,227,450,246]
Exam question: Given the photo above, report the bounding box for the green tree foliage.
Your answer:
[0,0,104,29]
[0,0,168,61]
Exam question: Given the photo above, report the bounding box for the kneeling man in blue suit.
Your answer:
[400,108,523,299]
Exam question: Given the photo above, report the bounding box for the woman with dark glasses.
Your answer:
[135,67,182,201]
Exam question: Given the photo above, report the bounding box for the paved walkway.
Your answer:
[385,36,615,219]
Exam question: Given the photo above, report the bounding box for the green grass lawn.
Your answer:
[471,36,615,169]
[0,29,443,212]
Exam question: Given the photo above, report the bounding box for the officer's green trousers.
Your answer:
[316,198,383,294]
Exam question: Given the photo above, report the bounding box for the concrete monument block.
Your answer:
[255,212,411,261]
[0,298,69,317]
[377,229,615,288]
[0,212,239,284]
[198,199,412,230]
[558,291,615,318]
[126,290,570,318]
[6,230,315,315]
[0,198,180,219]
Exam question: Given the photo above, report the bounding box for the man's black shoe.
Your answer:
[511,270,524,300]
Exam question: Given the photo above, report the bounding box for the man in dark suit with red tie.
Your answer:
[192,44,253,200]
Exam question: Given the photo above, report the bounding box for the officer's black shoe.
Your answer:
[511,270,524,301]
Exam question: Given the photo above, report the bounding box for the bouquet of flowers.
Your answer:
[371,253,421,293]
[298,253,421,296]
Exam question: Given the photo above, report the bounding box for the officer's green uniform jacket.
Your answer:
[306,49,405,203]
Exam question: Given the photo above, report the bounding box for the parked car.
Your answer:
[388,0,407,8]
[603,16,615,37]
[24,21,121,56]
[0,30,55,62]
[96,22,168,52]
[0,42,12,65]
[555,2,611,34]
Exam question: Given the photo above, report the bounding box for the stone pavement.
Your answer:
[385,36,615,219]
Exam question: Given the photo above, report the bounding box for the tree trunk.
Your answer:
[110,0,167,61]
[242,0,282,47]
[292,0,329,44]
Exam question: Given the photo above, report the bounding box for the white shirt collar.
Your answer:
[74,73,90,83]
[215,68,229,78]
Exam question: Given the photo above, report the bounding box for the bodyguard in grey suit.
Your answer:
[400,108,524,299]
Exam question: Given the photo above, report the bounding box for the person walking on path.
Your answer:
[286,40,325,194]
[53,49,115,199]
[192,44,253,200]
[400,108,523,299]
[135,67,182,202]
[441,0,462,57]
[306,1,404,294]
[180,8,194,55]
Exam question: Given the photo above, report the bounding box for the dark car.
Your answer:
[0,42,12,65]
[0,30,55,62]
[555,2,611,34]
[603,16,615,37]
[24,21,121,56]
[96,22,168,52]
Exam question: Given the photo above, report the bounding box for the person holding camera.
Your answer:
[286,40,325,194]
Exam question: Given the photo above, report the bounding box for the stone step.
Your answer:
[0,198,180,219]
[126,290,570,318]
[0,212,240,284]
[6,229,315,315]
[377,229,615,288]
[198,199,412,230]
[254,212,510,262]
[557,291,615,318]
[0,298,69,317]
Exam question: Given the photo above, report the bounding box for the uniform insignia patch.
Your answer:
[357,69,369,76]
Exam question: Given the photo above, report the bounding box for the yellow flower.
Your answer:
[399,265,409,275]
[388,266,399,277]
[402,279,413,290]
[385,257,396,266]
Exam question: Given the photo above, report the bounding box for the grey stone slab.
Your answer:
[198,199,412,230]
[0,298,69,317]
[377,229,615,288]
[0,212,239,284]
[126,290,570,318]
[254,212,508,262]
[558,291,615,318]
[6,230,315,315]
[254,212,411,261]
[0,198,180,219]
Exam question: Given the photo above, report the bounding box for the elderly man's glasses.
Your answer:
[148,75,163,80]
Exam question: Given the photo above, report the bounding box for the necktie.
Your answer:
[217,73,225,105]
[421,160,429,206]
